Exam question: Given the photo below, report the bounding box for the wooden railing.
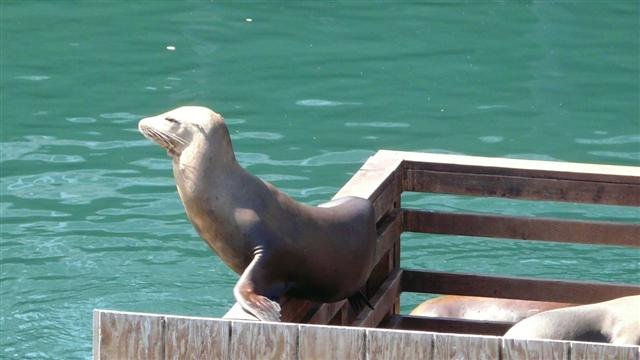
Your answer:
[94,150,640,359]
[236,150,640,332]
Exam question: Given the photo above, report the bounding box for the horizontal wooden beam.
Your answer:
[382,314,513,337]
[403,209,640,247]
[95,310,640,359]
[391,150,640,183]
[403,169,640,206]
[401,269,640,304]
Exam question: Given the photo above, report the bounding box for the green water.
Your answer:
[1,2,639,358]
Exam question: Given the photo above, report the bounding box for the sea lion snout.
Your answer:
[138,113,193,157]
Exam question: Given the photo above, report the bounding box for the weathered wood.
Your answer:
[96,310,164,360]
[223,302,259,321]
[502,338,569,360]
[307,299,347,325]
[230,320,298,360]
[432,332,501,360]
[392,150,640,183]
[93,311,100,360]
[402,269,640,304]
[93,311,639,359]
[279,297,319,323]
[333,151,402,201]
[375,208,403,264]
[366,328,433,360]
[383,315,513,336]
[164,315,229,360]
[333,151,402,221]
[404,169,640,206]
[404,209,640,247]
[298,324,366,360]
[570,341,640,360]
[353,269,402,328]
[371,173,401,221]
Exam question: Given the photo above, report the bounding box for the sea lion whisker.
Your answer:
[163,131,187,145]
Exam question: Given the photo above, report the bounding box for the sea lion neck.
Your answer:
[172,130,241,198]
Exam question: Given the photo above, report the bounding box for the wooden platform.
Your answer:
[93,150,640,359]
[93,310,640,359]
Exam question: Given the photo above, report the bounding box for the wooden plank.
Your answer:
[230,320,298,360]
[298,324,366,360]
[502,338,569,360]
[353,269,402,328]
[333,150,402,201]
[93,310,101,360]
[404,209,640,247]
[96,310,164,360]
[432,332,500,360]
[375,209,403,265]
[570,341,639,360]
[280,297,319,323]
[389,150,640,183]
[371,172,401,221]
[402,269,640,304]
[164,316,230,360]
[404,169,640,206]
[383,315,512,336]
[333,151,402,221]
[366,328,433,360]
[307,300,347,325]
[223,302,259,321]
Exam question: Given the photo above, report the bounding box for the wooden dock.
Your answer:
[94,150,640,359]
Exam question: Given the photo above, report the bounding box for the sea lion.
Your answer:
[410,295,572,323]
[138,106,377,321]
[504,295,640,345]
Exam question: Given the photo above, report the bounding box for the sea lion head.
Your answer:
[138,106,232,159]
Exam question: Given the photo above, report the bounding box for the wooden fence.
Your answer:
[93,310,640,360]
[94,151,640,358]
[238,150,640,333]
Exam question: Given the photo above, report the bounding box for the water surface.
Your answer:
[1,2,639,358]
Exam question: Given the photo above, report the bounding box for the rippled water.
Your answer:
[1,2,639,358]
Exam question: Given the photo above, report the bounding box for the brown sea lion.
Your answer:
[504,295,640,345]
[138,106,377,321]
[410,295,572,323]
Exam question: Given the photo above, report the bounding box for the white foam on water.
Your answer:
[15,75,50,81]
[295,99,361,107]
[345,121,410,128]
[479,135,504,143]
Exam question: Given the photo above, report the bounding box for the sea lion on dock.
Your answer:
[138,106,377,321]
[504,295,640,345]
[410,295,572,323]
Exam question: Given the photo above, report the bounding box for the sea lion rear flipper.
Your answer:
[233,253,283,322]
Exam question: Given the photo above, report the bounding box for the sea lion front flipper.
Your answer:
[233,253,283,322]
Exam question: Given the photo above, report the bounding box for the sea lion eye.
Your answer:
[165,117,179,124]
